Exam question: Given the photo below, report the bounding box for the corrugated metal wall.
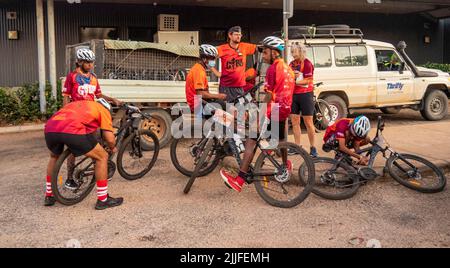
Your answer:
[0,0,38,86]
[444,18,450,63]
[0,0,448,86]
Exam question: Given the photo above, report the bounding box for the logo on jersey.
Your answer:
[226,57,243,71]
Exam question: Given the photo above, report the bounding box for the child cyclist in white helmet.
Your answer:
[322,115,372,165]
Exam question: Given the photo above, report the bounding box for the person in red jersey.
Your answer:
[288,43,318,157]
[219,36,295,193]
[62,48,122,106]
[322,115,371,165]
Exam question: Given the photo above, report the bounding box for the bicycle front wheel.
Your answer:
[170,136,221,178]
[183,138,215,194]
[117,129,160,180]
[300,157,359,200]
[387,153,446,193]
[51,149,96,206]
[253,142,315,208]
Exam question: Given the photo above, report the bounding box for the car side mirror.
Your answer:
[399,62,406,74]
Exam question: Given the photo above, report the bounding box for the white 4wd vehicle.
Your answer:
[286,26,450,121]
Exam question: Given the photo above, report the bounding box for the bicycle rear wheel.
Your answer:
[253,142,315,208]
[314,99,332,132]
[387,153,446,193]
[51,149,96,206]
[183,138,215,194]
[300,157,360,200]
[117,129,160,180]
[170,136,221,178]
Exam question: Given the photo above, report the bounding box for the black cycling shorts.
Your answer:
[291,92,314,116]
[219,86,244,103]
[45,132,98,157]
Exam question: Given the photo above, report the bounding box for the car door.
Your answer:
[375,49,414,105]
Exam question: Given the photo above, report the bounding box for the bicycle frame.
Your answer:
[329,116,418,179]
[68,105,149,180]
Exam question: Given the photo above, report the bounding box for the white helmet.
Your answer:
[76,48,95,62]
[260,36,285,52]
[199,44,218,58]
[96,98,111,111]
[351,116,371,138]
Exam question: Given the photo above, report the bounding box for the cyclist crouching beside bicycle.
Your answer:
[43,99,123,210]
[322,116,371,165]
[220,36,295,192]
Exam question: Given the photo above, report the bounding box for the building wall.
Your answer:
[0,0,448,86]
[444,18,450,63]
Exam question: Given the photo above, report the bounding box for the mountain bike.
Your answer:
[51,104,160,205]
[179,84,316,208]
[300,116,447,200]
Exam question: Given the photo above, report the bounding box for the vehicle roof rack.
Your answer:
[299,27,365,45]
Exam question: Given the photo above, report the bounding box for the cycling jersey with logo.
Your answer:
[63,68,101,101]
[45,101,113,135]
[185,63,209,111]
[289,58,314,94]
[323,118,363,143]
[265,58,295,122]
[217,43,257,88]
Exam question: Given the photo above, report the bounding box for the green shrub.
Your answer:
[0,81,62,125]
[420,62,450,73]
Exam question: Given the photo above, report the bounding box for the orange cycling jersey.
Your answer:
[217,43,256,88]
[185,63,209,111]
[45,101,113,135]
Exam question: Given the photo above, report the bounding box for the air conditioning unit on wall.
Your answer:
[157,14,179,31]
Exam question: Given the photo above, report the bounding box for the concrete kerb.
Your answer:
[0,124,45,135]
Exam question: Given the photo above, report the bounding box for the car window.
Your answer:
[351,46,368,66]
[334,46,352,66]
[306,47,314,61]
[334,46,368,67]
[313,47,332,67]
[375,50,402,72]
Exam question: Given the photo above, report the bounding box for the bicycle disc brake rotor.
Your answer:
[358,167,378,180]
[320,171,336,185]
[407,170,422,180]
[274,166,291,183]
[189,144,200,158]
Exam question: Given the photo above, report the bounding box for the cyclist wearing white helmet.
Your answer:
[323,115,372,165]
[63,47,122,107]
[220,36,295,193]
[185,44,226,117]
[43,100,123,210]
[62,48,122,191]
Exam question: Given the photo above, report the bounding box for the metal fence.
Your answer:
[66,40,218,81]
